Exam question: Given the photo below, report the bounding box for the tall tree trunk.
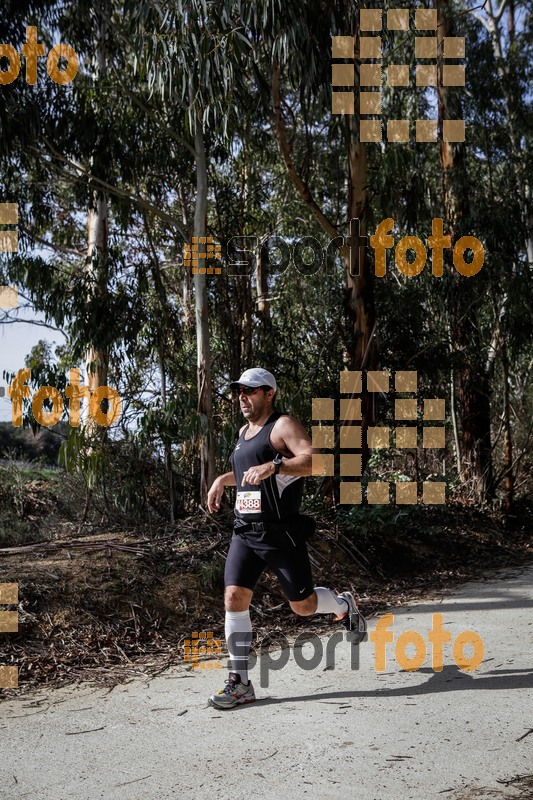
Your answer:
[255,240,274,366]
[473,0,533,265]
[348,24,378,449]
[256,244,270,322]
[500,333,514,514]
[179,186,194,330]
[159,348,177,522]
[193,125,216,503]
[436,0,494,503]
[83,13,109,435]
[238,134,270,361]
[84,192,109,433]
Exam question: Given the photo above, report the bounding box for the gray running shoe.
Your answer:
[335,591,368,645]
[208,672,256,710]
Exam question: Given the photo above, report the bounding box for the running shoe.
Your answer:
[208,672,256,710]
[335,591,367,644]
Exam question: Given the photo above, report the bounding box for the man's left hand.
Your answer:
[242,463,275,486]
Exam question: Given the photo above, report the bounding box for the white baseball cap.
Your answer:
[230,367,277,392]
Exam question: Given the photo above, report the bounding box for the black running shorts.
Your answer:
[224,529,315,602]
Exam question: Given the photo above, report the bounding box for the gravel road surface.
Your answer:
[1,566,532,800]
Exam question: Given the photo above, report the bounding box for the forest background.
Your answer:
[0,0,531,688]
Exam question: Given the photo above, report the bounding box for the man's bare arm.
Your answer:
[216,471,237,487]
[277,452,312,476]
[207,471,236,512]
[275,416,313,477]
[242,415,314,485]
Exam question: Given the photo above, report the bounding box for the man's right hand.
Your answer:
[207,478,225,513]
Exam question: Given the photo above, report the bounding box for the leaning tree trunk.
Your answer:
[436,0,494,504]
[193,125,216,504]
[271,59,377,472]
[271,53,377,503]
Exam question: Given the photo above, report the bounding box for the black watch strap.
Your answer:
[272,453,283,474]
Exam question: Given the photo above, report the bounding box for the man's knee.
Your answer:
[224,585,252,612]
[289,591,317,616]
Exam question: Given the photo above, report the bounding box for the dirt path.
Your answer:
[1,567,532,800]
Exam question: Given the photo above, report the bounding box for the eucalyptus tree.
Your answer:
[232,0,379,452]
[431,0,496,504]
[431,0,533,506]
[1,0,195,513]
[124,0,263,502]
[125,0,382,498]
[465,0,533,510]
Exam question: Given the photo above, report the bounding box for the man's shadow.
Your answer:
[256,663,533,706]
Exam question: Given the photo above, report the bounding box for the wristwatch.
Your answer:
[272,454,283,475]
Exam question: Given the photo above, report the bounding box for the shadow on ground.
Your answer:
[257,664,533,705]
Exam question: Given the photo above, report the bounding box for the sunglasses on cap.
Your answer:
[233,385,272,396]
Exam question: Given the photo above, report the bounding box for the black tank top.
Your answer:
[230,411,304,524]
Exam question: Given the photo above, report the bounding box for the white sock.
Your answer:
[314,587,349,616]
[225,610,252,684]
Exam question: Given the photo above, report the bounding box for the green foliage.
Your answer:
[338,504,424,541]
[0,459,71,546]
[0,0,530,522]
[59,428,107,492]
[0,462,27,520]
[198,558,225,591]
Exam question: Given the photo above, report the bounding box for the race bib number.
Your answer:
[235,491,262,514]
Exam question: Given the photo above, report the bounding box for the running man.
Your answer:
[207,367,367,709]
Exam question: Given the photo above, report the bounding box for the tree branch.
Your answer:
[110,64,197,159]
[271,63,340,244]
[36,139,189,241]
[494,0,509,24]
[21,226,84,258]
[0,312,65,334]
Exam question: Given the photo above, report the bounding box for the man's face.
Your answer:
[237,385,274,421]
